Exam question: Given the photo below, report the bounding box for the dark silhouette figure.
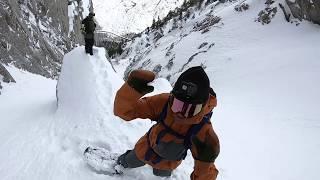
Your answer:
[81,13,96,55]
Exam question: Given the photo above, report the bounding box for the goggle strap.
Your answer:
[188,105,196,117]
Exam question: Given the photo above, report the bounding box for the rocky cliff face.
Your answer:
[0,0,88,80]
[286,0,320,25]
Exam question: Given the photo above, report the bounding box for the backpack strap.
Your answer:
[184,112,212,150]
[145,99,212,164]
[155,101,185,144]
[145,101,171,163]
[145,127,163,164]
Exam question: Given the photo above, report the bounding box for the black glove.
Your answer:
[127,70,155,95]
[192,136,219,162]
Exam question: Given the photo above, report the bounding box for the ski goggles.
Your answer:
[170,96,203,118]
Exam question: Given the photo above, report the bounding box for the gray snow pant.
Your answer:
[84,38,94,55]
[117,150,172,177]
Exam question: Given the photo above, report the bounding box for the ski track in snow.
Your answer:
[0,47,182,180]
[46,47,178,179]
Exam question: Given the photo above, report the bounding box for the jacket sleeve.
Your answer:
[190,126,220,180]
[191,160,219,180]
[190,160,219,180]
[113,82,159,121]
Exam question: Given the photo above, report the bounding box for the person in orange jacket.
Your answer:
[114,66,220,179]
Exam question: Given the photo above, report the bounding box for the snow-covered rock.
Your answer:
[92,0,184,35]
[286,0,320,25]
[115,0,320,84]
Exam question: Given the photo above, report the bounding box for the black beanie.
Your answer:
[172,66,210,104]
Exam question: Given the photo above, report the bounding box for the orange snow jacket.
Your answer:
[114,82,220,180]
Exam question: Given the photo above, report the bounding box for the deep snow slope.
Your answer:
[113,0,320,180]
[0,66,58,179]
[0,47,193,180]
[119,0,320,84]
[0,0,320,179]
[55,47,193,180]
[92,0,184,34]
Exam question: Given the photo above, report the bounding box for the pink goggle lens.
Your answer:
[170,97,203,118]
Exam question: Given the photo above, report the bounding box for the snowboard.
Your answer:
[83,146,124,175]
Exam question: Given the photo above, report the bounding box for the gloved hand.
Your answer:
[192,136,219,163]
[127,70,155,95]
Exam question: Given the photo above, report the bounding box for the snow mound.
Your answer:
[55,46,192,179]
[57,46,120,113]
[56,46,149,161]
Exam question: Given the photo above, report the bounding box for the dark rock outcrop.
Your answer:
[0,63,15,94]
[234,3,249,12]
[0,63,15,83]
[256,0,278,25]
[286,0,320,25]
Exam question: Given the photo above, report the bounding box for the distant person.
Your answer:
[81,12,96,55]
[114,66,220,179]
